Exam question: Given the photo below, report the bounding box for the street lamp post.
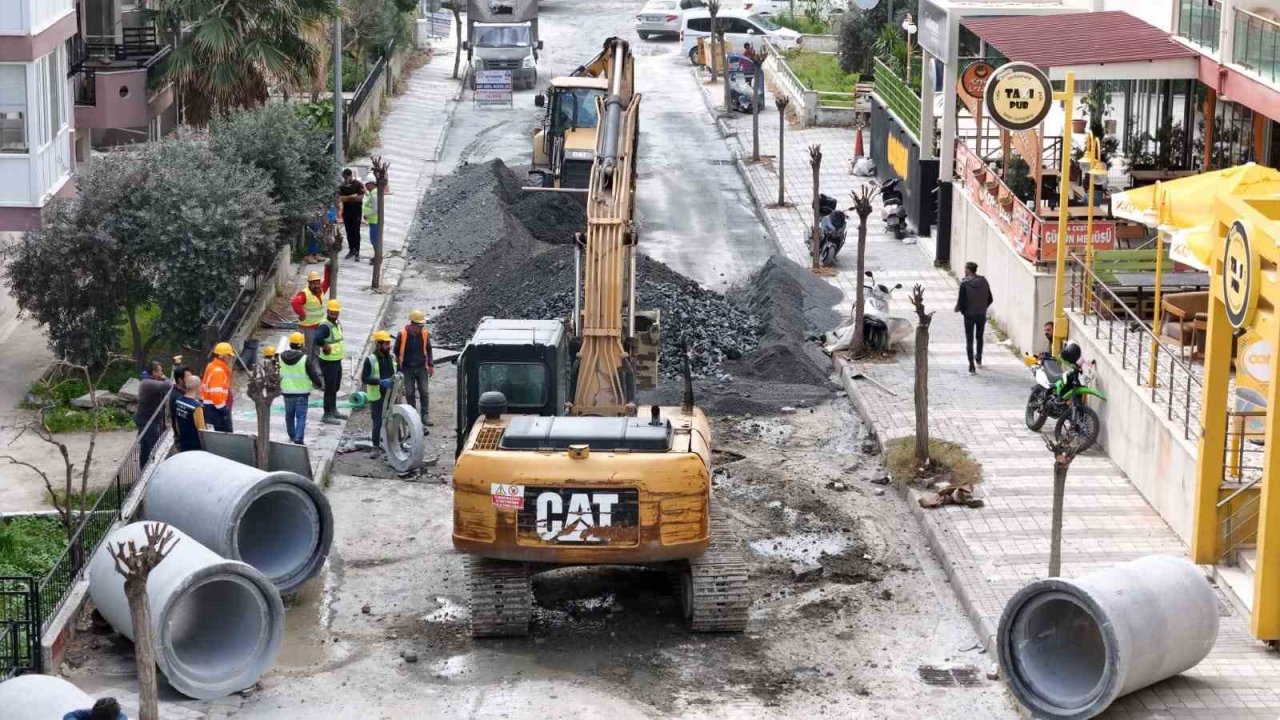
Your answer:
[902,14,918,87]
[1079,135,1108,316]
[1050,72,1076,356]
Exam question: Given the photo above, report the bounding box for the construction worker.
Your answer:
[290,267,330,361]
[280,332,324,444]
[393,309,434,431]
[362,330,398,455]
[200,342,235,432]
[362,173,380,263]
[314,299,347,425]
[172,374,205,452]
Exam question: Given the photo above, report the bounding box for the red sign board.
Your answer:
[1040,221,1117,262]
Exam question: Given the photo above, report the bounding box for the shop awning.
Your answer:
[962,11,1200,81]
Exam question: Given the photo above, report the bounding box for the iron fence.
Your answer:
[872,57,919,141]
[1065,253,1205,442]
[345,41,396,146]
[0,578,39,680]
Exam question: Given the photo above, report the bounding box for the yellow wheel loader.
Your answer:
[453,37,748,637]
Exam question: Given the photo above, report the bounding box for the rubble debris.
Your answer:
[791,562,824,582]
[919,485,984,509]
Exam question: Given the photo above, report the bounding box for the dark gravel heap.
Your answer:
[510,190,584,245]
[407,159,527,263]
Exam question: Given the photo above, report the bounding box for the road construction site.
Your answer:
[48,2,1019,717]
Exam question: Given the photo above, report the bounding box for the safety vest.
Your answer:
[397,325,430,365]
[363,189,379,225]
[200,358,231,408]
[319,320,344,362]
[300,289,325,328]
[365,354,396,402]
[279,356,312,395]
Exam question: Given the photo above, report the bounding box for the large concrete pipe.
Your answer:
[997,555,1218,719]
[143,450,333,594]
[0,674,93,720]
[89,523,284,700]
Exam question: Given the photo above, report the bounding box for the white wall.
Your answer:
[1102,0,1176,32]
[0,0,75,36]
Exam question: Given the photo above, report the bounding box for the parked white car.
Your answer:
[636,0,681,39]
[738,0,844,18]
[680,9,802,65]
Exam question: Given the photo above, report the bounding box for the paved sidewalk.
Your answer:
[700,75,1280,717]
[228,44,460,482]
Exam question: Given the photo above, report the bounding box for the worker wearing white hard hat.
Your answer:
[362,173,381,264]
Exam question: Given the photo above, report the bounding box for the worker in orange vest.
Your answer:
[392,309,434,430]
[201,342,235,432]
[289,266,331,362]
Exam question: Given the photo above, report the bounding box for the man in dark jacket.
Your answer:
[955,261,994,374]
[362,330,398,456]
[135,360,176,468]
[392,309,434,431]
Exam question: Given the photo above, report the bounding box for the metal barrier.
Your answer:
[1066,253,1204,442]
[0,579,38,681]
[1217,410,1265,563]
[345,41,396,150]
[872,57,919,140]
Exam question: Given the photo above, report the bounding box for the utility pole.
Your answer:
[334,16,344,167]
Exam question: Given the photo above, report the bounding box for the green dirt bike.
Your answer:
[1023,352,1107,453]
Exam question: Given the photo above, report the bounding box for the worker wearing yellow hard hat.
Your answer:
[363,329,398,455]
[290,267,331,361]
[280,330,323,444]
[201,341,236,432]
[315,298,346,424]
[394,309,435,431]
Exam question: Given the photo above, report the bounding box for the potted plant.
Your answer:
[999,191,1015,209]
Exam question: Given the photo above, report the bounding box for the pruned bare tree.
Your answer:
[2,357,126,542]
[324,212,344,298]
[849,185,876,356]
[451,1,463,79]
[111,523,179,720]
[909,285,934,465]
[371,156,390,290]
[808,144,822,270]
[247,352,282,470]
[773,95,790,208]
[1045,435,1080,577]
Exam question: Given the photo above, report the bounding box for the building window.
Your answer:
[0,65,26,154]
[46,50,63,141]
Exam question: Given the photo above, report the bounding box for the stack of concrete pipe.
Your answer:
[85,451,334,699]
[997,555,1219,719]
[0,674,94,720]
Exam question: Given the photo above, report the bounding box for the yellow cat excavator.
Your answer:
[452,37,749,637]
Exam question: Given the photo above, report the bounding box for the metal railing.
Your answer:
[1065,253,1204,442]
[872,57,919,141]
[1217,410,1265,563]
[0,399,169,679]
[345,41,395,145]
[1177,0,1222,50]
[1233,7,1280,86]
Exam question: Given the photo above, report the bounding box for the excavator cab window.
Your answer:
[551,88,607,135]
[478,362,548,408]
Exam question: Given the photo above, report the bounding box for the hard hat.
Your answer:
[213,342,235,357]
[307,271,322,282]
[289,331,305,345]
[263,346,277,358]
[408,309,426,324]
[327,299,342,312]
[373,330,392,343]
[364,173,376,185]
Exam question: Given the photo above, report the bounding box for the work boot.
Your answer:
[321,413,341,425]
[332,410,349,420]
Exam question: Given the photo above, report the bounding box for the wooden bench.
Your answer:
[1089,249,1210,320]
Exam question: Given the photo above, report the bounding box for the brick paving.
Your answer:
[699,74,1280,716]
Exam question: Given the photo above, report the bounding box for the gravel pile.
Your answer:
[407,159,527,263]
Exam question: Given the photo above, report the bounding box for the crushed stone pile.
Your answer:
[407,159,529,264]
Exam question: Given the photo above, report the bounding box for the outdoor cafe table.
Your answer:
[1109,271,1211,319]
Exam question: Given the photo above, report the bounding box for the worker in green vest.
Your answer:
[279,332,324,444]
[362,173,380,264]
[315,299,346,425]
[362,329,398,455]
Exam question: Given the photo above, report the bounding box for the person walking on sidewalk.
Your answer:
[200,342,236,431]
[955,261,994,374]
[338,169,365,260]
[280,332,324,444]
[362,173,381,264]
[290,267,330,360]
[172,374,205,452]
[135,360,174,468]
[362,330,398,456]
[315,299,347,425]
[393,309,434,432]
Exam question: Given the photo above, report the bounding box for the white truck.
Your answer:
[464,0,542,90]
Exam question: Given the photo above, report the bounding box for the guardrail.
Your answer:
[0,578,38,681]
[1065,253,1204,443]
[1233,7,1280,86]
[1218,410,1265,563]
[872,57,919,140]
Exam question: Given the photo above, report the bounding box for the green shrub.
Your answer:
[0,516,67,578]
[783,48,857,94]
[773,13,829,34]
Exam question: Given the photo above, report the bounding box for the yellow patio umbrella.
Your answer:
[1112,163,1280,240]
[1167,225,1215,271]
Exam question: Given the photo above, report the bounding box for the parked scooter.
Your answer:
[811,193,847,267]
[1023,342,1107,453]
[879,178,908,240]
[860,271,911,350]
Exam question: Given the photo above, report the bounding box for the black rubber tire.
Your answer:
[384,403,425,473]
[819,243,837,267]
[689,46,700,65]
[639,31,651,40]
[1055,405,1101,453]
[1025,387,1048,431]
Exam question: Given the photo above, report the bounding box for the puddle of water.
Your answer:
[429,653,473,680]
[748,532,852,564]
[276,562,339,670]
[424,596,470,623]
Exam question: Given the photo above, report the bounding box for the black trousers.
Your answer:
[402,366,430,422]
[320,359,343,414]
[343,213,361,255]
[136,417,162,468]
[370,397,385,447]
[963,313,987,368]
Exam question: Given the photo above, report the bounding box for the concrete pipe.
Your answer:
[384,403,425,473]
[0,674,93,720]
[143,450,333,594]
[89,523,284,700]
[997,555,1218,719]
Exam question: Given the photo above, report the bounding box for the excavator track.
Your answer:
[467,557,533,638]
[682,506,750,632]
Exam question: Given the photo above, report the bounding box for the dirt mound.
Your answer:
[407,159,525,264]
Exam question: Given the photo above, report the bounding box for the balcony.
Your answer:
[1176,0,1222,51]
[71,27,173,133]
[1233,8,1280,87]
[0,0,74,36]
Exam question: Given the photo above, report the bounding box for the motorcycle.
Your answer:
[820,271,911,354]
[879,178,909,241]
[1023,353,1107,453]
[812,193,847,267]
